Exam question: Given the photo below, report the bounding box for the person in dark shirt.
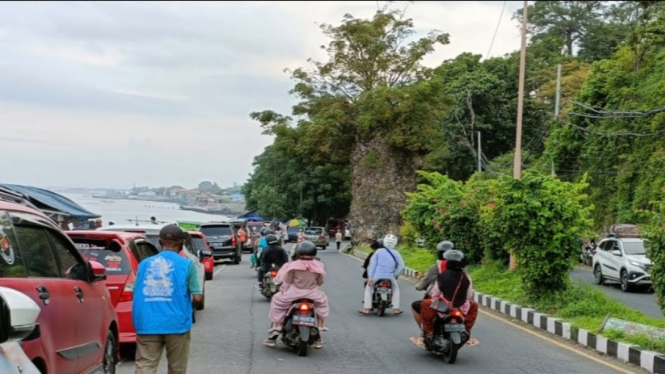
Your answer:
[258,234,289,288]
[362,239,382,285]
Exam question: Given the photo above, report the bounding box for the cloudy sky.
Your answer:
[0,1,524,190]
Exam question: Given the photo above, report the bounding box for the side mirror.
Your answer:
[89,261,107,282]
[0,287,41,344]
[611,250,622,257]
[199,249,213,259]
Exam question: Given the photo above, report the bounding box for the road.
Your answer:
[569,267,661,319]
[117,247,642,374]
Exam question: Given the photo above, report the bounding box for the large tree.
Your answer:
[250,7,450,241]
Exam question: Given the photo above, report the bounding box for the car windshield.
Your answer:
[200,226,232,237]
[72,238,132,275]
[191,237,207,251]
[305,228,323,235]
[623,241,645,255]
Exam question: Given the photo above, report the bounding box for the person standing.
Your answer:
[132,224,203,374]
[335,230,343,251]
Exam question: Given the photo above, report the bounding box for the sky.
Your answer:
[0,1,525,190]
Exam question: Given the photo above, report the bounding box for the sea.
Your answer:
[60,192,233,226]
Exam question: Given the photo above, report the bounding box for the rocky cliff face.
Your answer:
[348,137,421,243]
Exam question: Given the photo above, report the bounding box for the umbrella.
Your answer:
[288,218,306,227]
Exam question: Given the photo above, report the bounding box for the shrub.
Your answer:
[486,172,593,300]
[643,190,665,317]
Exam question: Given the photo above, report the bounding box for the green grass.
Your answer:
[469,262,665,353]
[352,245,434,272]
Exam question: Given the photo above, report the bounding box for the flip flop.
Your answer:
[321,327,330,332]
[466,338,479,347]
[409,336,425,348]
[358,309,371,315]
[263,338,277,347]
[394,310,403,315]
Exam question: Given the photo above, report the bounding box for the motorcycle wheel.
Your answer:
[443,343,458,364]
[378,301,386,317]
[297,340,308,357]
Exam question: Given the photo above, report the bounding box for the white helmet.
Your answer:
[383,234,398,249]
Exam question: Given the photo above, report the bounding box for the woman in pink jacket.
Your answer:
[264,241,329,348]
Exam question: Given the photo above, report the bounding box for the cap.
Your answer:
[159,224,185,241]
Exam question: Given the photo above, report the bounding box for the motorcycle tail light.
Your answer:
[299,303,311,313]
[452,310,463,318]
[270,271,278,277]
[381,282,390,288]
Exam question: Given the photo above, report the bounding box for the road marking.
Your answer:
[214,265,226,277]
[339,250,637,374]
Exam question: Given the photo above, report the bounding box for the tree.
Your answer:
[250,185,287,220]
[250,6,451,241]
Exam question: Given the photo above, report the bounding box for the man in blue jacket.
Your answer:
[359,234,405,316]
[133,224,203,374]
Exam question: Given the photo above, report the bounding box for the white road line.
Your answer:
[213,264,226,277]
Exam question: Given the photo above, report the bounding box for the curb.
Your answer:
[350,248,665,374]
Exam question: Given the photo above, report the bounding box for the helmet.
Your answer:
[260,228,269,236]
[383,234,398,249]
[443,250,466,270]
[436,240,454,260]
[266,234,278,245]
[370,240,381,250]
[296,240,317,257]
[377,238,384,248]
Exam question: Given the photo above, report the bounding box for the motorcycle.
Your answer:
[372,279,393,316]
[580,246,595,266]
[280,299,320,357]
[261,264,281,299]
[423,298,469,364]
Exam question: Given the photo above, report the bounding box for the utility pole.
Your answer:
[552,63,562,176]
[510,0,528,271]
[477,131,482,173]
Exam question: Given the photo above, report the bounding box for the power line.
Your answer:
[486,1,508,59]
[570,123,665,137]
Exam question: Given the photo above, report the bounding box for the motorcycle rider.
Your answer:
[415,240,454,298]
[257,234,290,288]
[410,250,479,348]
[362,239,382,287]
[359,234,405,315]
[264,240,329,348]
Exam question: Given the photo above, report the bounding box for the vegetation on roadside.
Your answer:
[643,190,665,316]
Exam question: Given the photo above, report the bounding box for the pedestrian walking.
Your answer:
[132,224,203,374]
[335,230,343,250]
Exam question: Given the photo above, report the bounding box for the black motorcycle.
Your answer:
[261,264,281,299]
[372,279,393,316]
[423,298,469,364]
[280,299,320,356]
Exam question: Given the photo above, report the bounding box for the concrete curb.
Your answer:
[349,248,665,374]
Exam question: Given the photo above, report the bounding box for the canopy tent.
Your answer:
[0,184,100,220]
[287,218,306,227]
[236,210,264,222]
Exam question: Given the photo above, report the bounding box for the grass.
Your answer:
[353,245,435,272]
[469,262,665,353]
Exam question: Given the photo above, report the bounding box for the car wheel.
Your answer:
[102,330,118,374]
[620,270,632,292]
[205,271,213,281]
[593,265,604,285]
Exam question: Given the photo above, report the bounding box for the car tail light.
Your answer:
[298,303,311,314]
[451,310,463,318]
[381,281,390,288]
[119,272,136,302]
[318,234,324,240]
[270,270,278,277]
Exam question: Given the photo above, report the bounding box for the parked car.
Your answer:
[67,230,160,346]
[96,224,208,311]
[286,226,302,243]
[0,287,42,374]
[0,198,118,374]
[593,235,652,292]
[304,227,330,249]
[199,223,242,264]
[188,231,214,280]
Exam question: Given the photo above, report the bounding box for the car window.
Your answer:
[46,230,87,281]
[135,240,158,261]
[0,211,26,278]
[75,239,132,275]
[143,234,162,250]
[304,227,323,235]
[622,241,645,256]
[13,226,60,278]
[599,240,612,251]
[184,235,197,256]
[200,226,232,237]
[191,236,207,252]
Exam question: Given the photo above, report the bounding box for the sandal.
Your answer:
[409,336,425,348]
[466,338,479,347]
[358,309,371,315]
[314,340,324,349]
[394,309,403,315]
[320,326,329,332]
[263,338,277,347]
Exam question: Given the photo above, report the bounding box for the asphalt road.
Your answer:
[116,247,642,374]
[569,267,661,319]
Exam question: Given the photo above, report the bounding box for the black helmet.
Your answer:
[436,240,454,260]
[296,240,317,257]
[377,238,384,248]
[266,234,278,245]
[260,228,269,236]
[443,249,466,270]
[370,240,381,250]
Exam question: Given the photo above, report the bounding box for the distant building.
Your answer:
[231,193,244,202]
[138,191,157,197]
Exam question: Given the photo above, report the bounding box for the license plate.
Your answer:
[292,315,317,326]
[444,323,466,333]
[377,288,390,293]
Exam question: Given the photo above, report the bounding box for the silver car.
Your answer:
[0,287,42,374]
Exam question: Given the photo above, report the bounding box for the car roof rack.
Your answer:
[608,224,641,239]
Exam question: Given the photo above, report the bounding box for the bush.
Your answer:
[643,190,665,317]
[485,172,593,300]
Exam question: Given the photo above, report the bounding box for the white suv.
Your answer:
[593,237,652,292]
[0,287,41,374]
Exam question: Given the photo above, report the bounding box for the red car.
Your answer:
[66,231,160,347]
[188,231,214,280]
[0,198,118,374]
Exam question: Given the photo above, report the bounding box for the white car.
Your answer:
[0,287,42,374]
[97,224,208,312]
[593,237,652,292]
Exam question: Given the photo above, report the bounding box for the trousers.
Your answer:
[135,332,191,374]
